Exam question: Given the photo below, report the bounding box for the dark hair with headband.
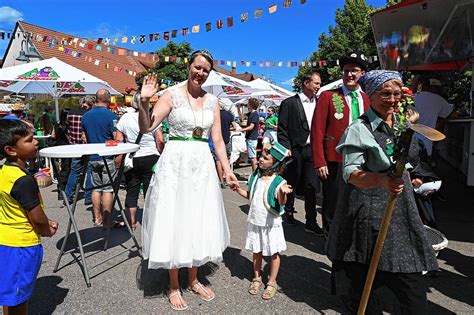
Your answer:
[189,50,214,70]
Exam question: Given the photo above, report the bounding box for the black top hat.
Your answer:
[339,51,368,70]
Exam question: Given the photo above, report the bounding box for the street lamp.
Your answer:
[15,36,40,62]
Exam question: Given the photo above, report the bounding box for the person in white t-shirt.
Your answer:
[115,93,165,230]
[410,77,453,155]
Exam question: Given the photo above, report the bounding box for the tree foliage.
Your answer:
[148,41,193,84]
[293,0,378,91]
[293,0,471,114]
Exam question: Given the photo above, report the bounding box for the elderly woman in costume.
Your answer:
[138,50,238,311]
[327,70,438,314]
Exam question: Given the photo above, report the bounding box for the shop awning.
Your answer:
[371,0,474,70]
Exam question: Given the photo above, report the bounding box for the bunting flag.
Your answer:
[269,4,278,14]
[164,32,169,40]
[0,0,310,44]
[171,30,177,38]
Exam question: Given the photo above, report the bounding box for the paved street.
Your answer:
[18,163,474,313]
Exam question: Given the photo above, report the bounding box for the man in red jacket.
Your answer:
[310,52,370,237]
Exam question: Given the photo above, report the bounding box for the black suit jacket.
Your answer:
[277,94,310,149]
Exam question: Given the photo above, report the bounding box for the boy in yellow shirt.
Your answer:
[0,119,59,315]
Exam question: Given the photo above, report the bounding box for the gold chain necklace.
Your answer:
[185,88,205,138]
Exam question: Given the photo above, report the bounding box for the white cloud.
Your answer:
[68,23,129,40]
[281,78,294,86]
[0,6,23,25]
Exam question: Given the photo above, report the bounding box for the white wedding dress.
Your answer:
[142,86,230,269]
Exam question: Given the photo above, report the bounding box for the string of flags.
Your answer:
[0,0,307,43]
[0,0,382,80]
[42,33,380,79]
[2,27,380,80]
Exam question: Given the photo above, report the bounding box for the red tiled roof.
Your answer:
[213,65,259,82]
[18,21,155,94]
[13,22,258,92]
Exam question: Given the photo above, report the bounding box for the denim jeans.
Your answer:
[65,158,92,203]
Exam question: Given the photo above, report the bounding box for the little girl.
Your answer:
[233,139,292,300]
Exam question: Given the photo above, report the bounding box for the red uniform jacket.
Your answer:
[311,88,370,168]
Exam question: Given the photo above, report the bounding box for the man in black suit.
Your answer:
[277,71,323,235]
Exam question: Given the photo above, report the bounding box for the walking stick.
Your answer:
[357,123,445,315]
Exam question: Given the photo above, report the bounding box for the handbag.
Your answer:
[123,132,143,172]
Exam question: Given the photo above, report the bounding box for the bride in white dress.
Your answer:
[137,50,238,311]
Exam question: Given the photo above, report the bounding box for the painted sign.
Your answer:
[0,80,19,87]
[56,82,85,93]
[17,67,60,80]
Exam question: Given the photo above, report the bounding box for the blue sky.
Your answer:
[0,0,386,89]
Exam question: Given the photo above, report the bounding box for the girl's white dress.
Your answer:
[142,87,230,269]
[245,175,287,256]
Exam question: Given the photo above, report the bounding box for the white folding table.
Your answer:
[40,143,140,287]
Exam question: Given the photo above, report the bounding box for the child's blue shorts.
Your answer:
[0,244,43,306]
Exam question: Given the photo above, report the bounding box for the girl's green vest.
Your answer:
[247,170,286,216]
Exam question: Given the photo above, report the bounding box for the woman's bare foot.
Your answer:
[167,288,188,311]
[189,281,215,301]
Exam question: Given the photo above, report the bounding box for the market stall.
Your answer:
[371,0,474,186]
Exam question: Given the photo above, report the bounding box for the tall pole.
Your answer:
[357,129,414,314]
[54,95,60,121]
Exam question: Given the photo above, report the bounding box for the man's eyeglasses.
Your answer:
[375,91,403,99]
[343,69,362,75]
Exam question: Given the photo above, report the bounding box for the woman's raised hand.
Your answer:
[140,73,159,101]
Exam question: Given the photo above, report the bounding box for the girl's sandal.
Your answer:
[248,277,262,295]
[262,282,278,300]
[189,281,215,301]
[167,289,188,311]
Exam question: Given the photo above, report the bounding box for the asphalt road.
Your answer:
[15,164,474,314]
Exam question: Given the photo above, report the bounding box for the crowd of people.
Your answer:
[0,49,453,314]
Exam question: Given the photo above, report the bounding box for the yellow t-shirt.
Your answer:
[0,164,42,247]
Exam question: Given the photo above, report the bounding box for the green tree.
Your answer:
[148,41,193,84]
[293,0,378,91]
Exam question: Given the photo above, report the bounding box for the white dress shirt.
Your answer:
[342,85,365,123]
[298,92,316,144]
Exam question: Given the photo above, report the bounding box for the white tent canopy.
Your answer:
[0,57,121,120]
[317,79,343,96]
[157,70,260,97]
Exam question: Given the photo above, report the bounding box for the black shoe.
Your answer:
[284,212,296,225]
[305,224,324,236]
